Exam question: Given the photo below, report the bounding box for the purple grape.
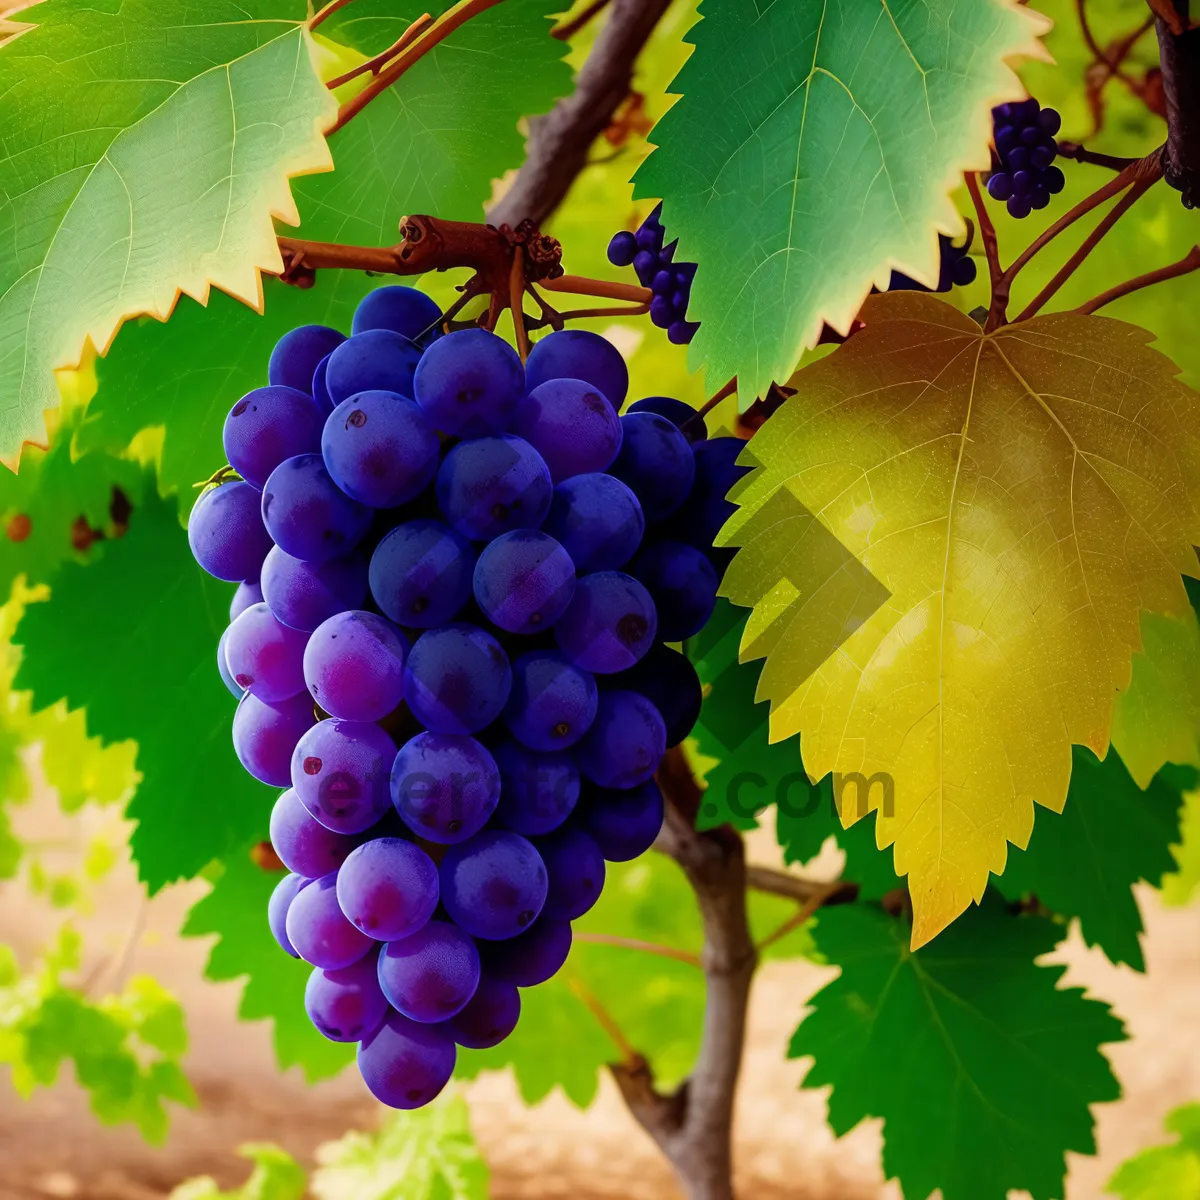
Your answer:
[336,837,440,941]
[439,830,547,940]
[353,286,442,340]
[232,691,316,787]
[524,330,629,410]
[504,650,597,753]
[633,249,656,282]
[473,530,576,635]
[445,976,520,1049]
[222,386,323,489]
[268,872,310,957]
[305,950,389,1042]
[285,872,375,970]
[413,328,525,437]
[312,353,335,417]
[261,545,368,633]
[536,826,605,920]
[217,627,241,697]
[491,739,580,836]
[230,580,264,622]
[224,602,308,702]
[511,378,623,482]
[325,329,422,405]
[607,231,638,267]
[357,1011,456,1109]
[579,779,664,862]
[435,435,552,541]
[188,481,273,583]
[269,325,346,395]
[627,396,706,443]
[369,519,476,628]
[391,732,500,843]
[270,786,361,878]
[377,919,481,1023]
[303,610,408,723]
[261,454,372,565]
[987,172,1013,202]
[478,916,571,986]
[629,541,718,641]
[542,473,644,574]
[577,690,665,788]
[403,624,512,735]
[668,320,700,345]
[291,719,396,835]
[555,572,657,674]
[321,391,440,509]
[610,644,701,748]
[609,412,695,521]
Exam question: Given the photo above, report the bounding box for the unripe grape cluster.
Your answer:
[188,285,748,1109]
[607,204,699,345]
[986,98,1065,219]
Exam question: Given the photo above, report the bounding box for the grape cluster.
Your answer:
[607,205,699,345]
[189,288,746,1110]
[986,98,1065,219]
[887,234,977,294]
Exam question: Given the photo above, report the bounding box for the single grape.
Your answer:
[609,412,695,521]
[413,328,525,437]
[649,295,672,327]
[286,872,375,970]
[986,172,1013,202]
[369,520,477,628]
[377,919,481,1023]
[579,779,665,862]
[626,396,706,443]
[268,872,310,958]
[478,916,571,987]
[291,718,396,835]
[224,602,309,702]
[188,481,273,583]
[473,530,575,635]
[322,391,440,509]
[635,222,661,253]
[609,644,701,748]
[524,330,629,410]
[305,950,389,1042]
[542,473,644,574]
[606,230,638,267]
[357,1011,456,1109]
[491,739,580,836]
[303,610,408,722]
[261,544,368,633]
[261,454,372,565]
[445,975,521,1049]
[353,285,442,341]
[222,385,323,489]
[217,627,241,697]
[336,837,439,941]
[577,690,666,788]
[554,571,657,674]
[503,649,598,752]
[403,624,512,735]
[268,325,346,395]
[312,353,335,417]
[233,691,316,787]
[325,330,422,405]
[536,825,605,920]
[629,541,718,640]
[391,732,500,843]
[633,249,656,282]
[667,320,700,345]
[440,830,547,940]
[512,378,622,482]
[665,436,749,566]
[270,786,361,878]
[436,435,552,541]
[230,580,264,622]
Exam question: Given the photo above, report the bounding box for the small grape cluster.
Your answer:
[986,98,1065,219]
[887,234,977,294]
[188,286,747,1110]
[607,204,699,345]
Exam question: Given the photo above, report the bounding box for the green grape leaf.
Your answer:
[13,485,268,890]
[0,0,337,462]
[998,747,1192,971]
[791,895,1125,1200]
[182,849,354,1083]
[633,0,1047,400]
[1107,1104,1200,1200]
[171,1143,307,1200]
[1161,784,1200,906]
[311,1093,487,1200]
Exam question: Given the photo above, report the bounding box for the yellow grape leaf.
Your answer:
[720,292,1200,946]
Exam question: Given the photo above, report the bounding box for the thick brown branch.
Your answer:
[488,0,674,229]
[1155,2,1200,207]
[1076,243,1200,312]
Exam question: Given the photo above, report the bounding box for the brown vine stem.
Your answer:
[552,0,612,40]
[680,378,739,439]
[326,14,433,89]
[309,0,356,30]
[539,274,652,304]
[755,882,848,954]
[573,932,703,968]
[1076,243,1200,313]
[1057,141,1140,171]
[1146,0,1185,36]
[966,173,1003,305]
[569,976,640,1065]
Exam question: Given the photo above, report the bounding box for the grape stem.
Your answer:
[568,976,641,1067]
[551,0,612,41]
[965,173,1003,305]
[680,378,738,438]
[1056,141,1140,171]
[1075,242,1200,313]
[309,0,357,30]
[325,14,433,89]
[573,932,703,968]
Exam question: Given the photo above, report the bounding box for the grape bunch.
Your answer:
[986,98,1065,219]
[607,204,700,346]
[188,287,746,1110]
[887,233,978,294]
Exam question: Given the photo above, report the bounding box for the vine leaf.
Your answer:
[1107,1104,1200,1200]
[13,485,268,891]
[792,895,1125,1200]
[720,293,1200,947]
[633,0,1048,400]
[0,0,336,465]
